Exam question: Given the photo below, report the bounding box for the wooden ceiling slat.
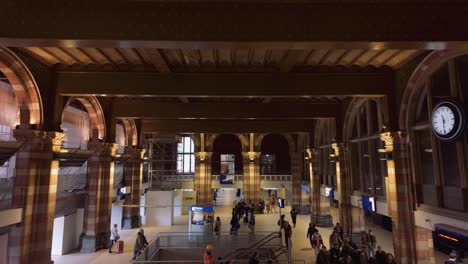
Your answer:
[59,48,86,65]
[117,48,142,64]
[347,50,368,66]
[161,49,182,67]
[95,48,120,70]
[306,50,329,65]
[269,50,287,66]
[321,50,345,66]
[230,49,237,66]
[263,50,273,66]
[113,48,130,64]
[388,50,422,68]
[40,47,69,65]
[379,50,401,66]
[318,50,333,65]
[371,50,398,67]
[137,48,170,72]
[130,48,147,65]
[217,49,231,66]
[176,49,188,67]
[77,48,99,64]
[363,50,386,67]
[332,50,350,65]
[22,47,56,65]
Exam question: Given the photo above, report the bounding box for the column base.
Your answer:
[122,215,142,229]
[311,214,333,227]
[292,204,311,215]
[80,233,109,253]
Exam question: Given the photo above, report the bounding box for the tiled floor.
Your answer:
[52,205,449,264]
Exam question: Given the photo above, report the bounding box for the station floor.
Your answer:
[52,205,449,264]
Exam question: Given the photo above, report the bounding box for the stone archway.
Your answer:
[0,48,42,127]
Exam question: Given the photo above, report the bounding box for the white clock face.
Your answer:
[432,106,455,136]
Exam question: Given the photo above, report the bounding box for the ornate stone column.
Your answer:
[242,151,261,203]
[80,140,117,252]
[309,148,333,227]
[380,131,432,264]
[333,143,352,236]
[194,151,213,204]
[122,147,145,229]
[290,152,304,211]
[8,129,65,264]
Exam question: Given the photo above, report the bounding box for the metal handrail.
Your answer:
[220,232,279,260]
[132,231,275,263]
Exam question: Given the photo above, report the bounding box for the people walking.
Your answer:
[270,196,277,213]
[214,217,221,235]
[277,214,286,232]
[283,221,293,248]
[365,229,377,258]
[306,223,318,240]
[375,245,386,264]
[310,230,323,258]
[248,214,256,233]
[133,229,149,258]
[316,245,331,264]
[329,229,343,249]
[290,207,298,228]
[204,244,215,264]
[109,224,119,253]
[230,213,240,234]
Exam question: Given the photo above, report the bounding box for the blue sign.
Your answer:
[301,184,311,193]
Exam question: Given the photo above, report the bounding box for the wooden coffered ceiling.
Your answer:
[20,47,422,73]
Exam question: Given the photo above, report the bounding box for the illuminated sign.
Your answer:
[438,233,459,242]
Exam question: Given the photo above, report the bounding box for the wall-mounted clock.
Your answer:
[431,100,466,142]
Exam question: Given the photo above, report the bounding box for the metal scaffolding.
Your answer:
[144,135,181,190]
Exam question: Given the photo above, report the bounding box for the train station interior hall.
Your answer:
[1,2,468,264]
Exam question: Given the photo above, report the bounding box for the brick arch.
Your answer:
[63,96,106,140]
[399,50,468,131]
[119,118,138,147]
[343,97,385,140]
[0,48,42,126]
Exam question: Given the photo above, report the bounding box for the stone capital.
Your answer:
[124,146,145,161]
[380,131,408,152]
[243,151,260,162]
[13,129,66,152]
[88,140,118,157]
[195,151,212,162]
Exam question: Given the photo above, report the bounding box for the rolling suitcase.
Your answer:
[112,240,124,253]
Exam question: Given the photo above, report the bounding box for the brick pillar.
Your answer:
[290,152,305,211]
[242,152,261,203]
[350,207,365,243]
[310,148,333,227]
[122,147,145,229]
[333,143,352,236]
[194,152,212,204]
[381,131,418,264]
[8,129,65,264]
[415,226,435,264]
[80,141,117,253]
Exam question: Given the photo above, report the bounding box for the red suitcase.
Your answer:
[112,240,124,253]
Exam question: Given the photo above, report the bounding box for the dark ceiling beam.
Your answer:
[56,71,393,97]
[141,119,317,133]
[0,2,468,49]
[111,102,340,119]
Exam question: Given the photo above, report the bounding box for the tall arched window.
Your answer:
[177,136,195,174]
[348,99,387,196]
[315,120,337,188]
[410,57,468,211]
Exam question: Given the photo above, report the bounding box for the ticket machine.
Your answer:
[188,205,214,233]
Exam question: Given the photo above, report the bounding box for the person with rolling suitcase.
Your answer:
[109,224,120,253]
